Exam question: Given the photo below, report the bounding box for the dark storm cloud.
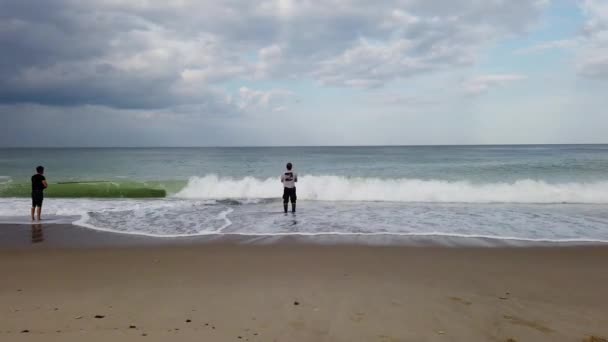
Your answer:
[10,1,601,147]
[0,0,239,109]
[0,0,553,110]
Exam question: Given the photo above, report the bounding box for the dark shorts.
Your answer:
[32,190,44,208]
[283,187,296,203]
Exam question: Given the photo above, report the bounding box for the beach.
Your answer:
[2,146,608,341]
[1,225,607,342]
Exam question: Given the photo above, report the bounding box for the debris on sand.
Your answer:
[294,301,300,306]
[583,336,608,342]
[94,315,105,319]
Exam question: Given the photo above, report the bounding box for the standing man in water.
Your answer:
[31,166,48,221]
[281,162,298,213]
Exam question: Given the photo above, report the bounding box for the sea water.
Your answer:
[1,146,608,243]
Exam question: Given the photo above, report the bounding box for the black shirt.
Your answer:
[32,174,46,191]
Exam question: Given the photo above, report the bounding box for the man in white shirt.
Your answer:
[280,162,298,213]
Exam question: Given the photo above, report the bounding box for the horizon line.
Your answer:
[1,143,608,149]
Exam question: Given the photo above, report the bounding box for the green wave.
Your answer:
[0,181,167,198]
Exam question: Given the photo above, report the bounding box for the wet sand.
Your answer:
[1,233,607,341]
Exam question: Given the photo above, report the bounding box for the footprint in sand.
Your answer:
[502,315,553,334]
[350,312,365,323]
[448,296,472,306]
[582,336,608,342]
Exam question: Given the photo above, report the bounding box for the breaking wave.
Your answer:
[174,175,608,204]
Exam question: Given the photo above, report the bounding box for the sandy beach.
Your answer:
[1,229,607,342]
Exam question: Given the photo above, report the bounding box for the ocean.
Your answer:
[1,145,608,243]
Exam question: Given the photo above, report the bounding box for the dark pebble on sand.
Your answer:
[186,319,191,323]
[205,323,209,326]
[294,301,300,306]
[238,336,242,339]
[21,330,29,333]
[54,308,59,311]
[129,325,137,329]
[142,333,147,336]
[17,289,22,292]
[94,315,105,319]
[212,326,216,329]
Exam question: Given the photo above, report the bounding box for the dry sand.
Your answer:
[1,244,608,342]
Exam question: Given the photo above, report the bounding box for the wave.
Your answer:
[0,181,166,198]
[174,175,608,204]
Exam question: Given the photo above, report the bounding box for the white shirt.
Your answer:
[281,170,298,188]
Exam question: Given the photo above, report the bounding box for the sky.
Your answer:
[0,0,607,147]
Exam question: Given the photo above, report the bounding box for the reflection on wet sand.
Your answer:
[31,223,44,244]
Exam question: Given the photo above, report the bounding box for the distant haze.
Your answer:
[1,0,607,147]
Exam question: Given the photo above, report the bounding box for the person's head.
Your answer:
[286,162,293,170]
[36,166,44,174]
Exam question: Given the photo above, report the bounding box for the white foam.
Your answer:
[174,175,608,204]
[2,189,607,243]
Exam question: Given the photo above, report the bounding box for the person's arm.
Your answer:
[42,176,48,189]
[280,174,285,183]
[294,173,298,182]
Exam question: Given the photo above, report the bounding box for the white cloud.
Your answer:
[0,0,552,110]
[463,74,527,95]
[514,39,580,55]
[234,87,293,111]
[578,0,608,78]
[380,94,440,106]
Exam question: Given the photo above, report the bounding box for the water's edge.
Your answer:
[3,222,607,250]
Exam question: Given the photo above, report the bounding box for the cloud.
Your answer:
[0,0,551,111]
[511,1,608,80]
[379,93,440,106]
[462,74,527,95]
[578,0,608,79]
[514,39,580,55]
[233,87,293,112]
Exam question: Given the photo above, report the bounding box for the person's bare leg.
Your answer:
[36,207,42,221]
[31,207,35,220]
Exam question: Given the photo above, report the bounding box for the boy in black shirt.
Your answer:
[31,166,48,221]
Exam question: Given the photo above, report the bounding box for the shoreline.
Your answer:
[2,223,608,250]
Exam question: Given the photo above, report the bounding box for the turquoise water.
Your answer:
[1,145,608,243]
[2,145,608,183]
